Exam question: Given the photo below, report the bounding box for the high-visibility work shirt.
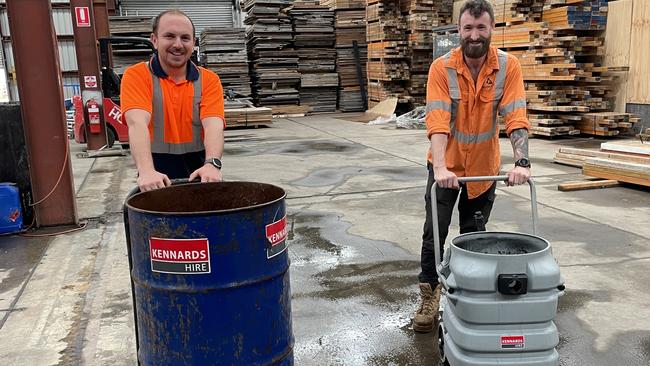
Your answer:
[426,46,530,198]
[120,55,225,153]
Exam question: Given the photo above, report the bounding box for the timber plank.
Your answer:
[558,179,620,191]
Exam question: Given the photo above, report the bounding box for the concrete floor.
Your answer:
[0,115,649,365]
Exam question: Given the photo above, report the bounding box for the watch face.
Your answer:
[517,158,530,167]
[206,158,222,169]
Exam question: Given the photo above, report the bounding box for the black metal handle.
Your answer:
[432,176,539,281]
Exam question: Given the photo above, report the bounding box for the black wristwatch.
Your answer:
[515,157,531,168]
[205,157,222,170]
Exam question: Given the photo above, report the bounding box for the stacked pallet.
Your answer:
[290,1,337,113]
[492,0,621,137]
[366,0,410,108]
[244,0,300,110]
[330,0,368,111]
[200,28,251,97]
[554,141,650,187]
[108,16,153,75]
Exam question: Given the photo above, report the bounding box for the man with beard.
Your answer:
[412,0,531,333]
[121,10,225,192]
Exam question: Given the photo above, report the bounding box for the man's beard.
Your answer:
[461,35,491,59]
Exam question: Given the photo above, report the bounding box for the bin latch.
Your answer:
[498,274,528,295]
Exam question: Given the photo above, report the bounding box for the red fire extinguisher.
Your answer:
[86,99,101,134]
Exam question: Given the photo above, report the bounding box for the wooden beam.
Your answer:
[558,179,620,192]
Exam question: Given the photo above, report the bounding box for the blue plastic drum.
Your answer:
[0,183,22,234]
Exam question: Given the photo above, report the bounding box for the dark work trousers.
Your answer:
[152,150,205,180]
[418,163,497,287]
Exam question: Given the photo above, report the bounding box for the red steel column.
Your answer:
[92,0,113,68]
[92,0,111,40]
[6,0,77,226]
[70,0,108,151]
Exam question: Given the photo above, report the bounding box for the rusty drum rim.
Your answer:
[125,181,287,216]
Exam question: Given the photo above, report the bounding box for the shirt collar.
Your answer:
[150,51,200,81]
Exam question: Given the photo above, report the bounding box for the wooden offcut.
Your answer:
[558,179,620,191]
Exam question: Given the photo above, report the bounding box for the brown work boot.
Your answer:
[413,283,441,333]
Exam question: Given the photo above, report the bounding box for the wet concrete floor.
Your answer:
[288,211,440,365]
[0,235,51,329]
[0,115,649,365]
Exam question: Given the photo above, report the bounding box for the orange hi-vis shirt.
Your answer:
[426,46,530,198]
[120,58,225,149]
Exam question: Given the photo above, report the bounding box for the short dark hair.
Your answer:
[459,0,495,24]
[152,9,195,38]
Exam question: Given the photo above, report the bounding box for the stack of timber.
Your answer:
[290,1,337,113]
[336,46,368,111]
[491,0,624,137]
[299,73,339,113]
[574,112,640,136]
[554,141,650,187]
[108,16,154,75]
[329,0,368,111]
[366,0,410,108]
[244,0,300,111]
[200,28,251,97]
[553,145,650,168]
[490,0,544,25]
[320,0,366,8]
[401,0,454,105]
[224,99,273,128]
[290,1,336,47]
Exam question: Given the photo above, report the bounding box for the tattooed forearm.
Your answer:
[509,128,529,160]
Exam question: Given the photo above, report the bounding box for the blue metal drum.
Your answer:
[125,182,293,365]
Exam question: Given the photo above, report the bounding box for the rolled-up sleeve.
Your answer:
[426,60,452,139]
